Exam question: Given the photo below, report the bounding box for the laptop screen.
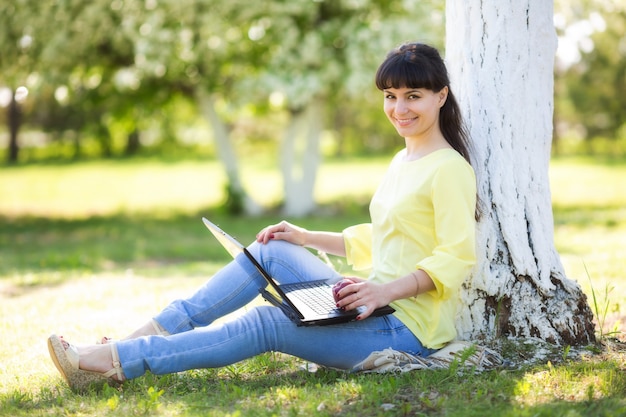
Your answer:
[202,218,245,259]
[202,217,291,309]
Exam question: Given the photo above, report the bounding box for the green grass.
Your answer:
[0,155,625,416]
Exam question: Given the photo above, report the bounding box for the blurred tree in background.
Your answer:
[0,0,444,215]
[1,0,624,213]
[554,0,626,155]
[0,0,442,157]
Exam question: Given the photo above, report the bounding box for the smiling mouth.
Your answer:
[395,117,417,126]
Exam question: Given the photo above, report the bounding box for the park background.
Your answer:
[1,0,625,416]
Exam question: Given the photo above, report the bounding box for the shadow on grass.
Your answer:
[552,203,626,228]
[0,210,369,294]
[2,199,618,289]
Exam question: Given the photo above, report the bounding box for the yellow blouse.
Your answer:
[343,148,476,349]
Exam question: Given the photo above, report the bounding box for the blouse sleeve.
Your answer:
[342,223,373,271]
[417,162,477,300]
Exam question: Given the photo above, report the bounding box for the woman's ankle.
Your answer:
[78,344,125,381]
[124,320,163,340]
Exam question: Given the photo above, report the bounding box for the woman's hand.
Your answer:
[333,277,390,321]
[256,220,308,246]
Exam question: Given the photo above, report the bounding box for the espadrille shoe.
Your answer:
[47,334,123,392]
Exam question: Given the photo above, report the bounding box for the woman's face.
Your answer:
[382,86,448,140]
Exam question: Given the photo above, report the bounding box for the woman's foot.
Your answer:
[48,334,125,392]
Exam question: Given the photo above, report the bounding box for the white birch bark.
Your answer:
[445,0,595,344]
[281,98,323,217]
[196,91,262,216]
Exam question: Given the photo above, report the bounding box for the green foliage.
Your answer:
[0,0,443,163]
[584,262,622,340]
[554,0,626,149]
[2,0,626,170]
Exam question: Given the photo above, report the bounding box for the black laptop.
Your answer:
[202,217,394,326]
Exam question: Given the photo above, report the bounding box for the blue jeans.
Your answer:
[117,240,433,379]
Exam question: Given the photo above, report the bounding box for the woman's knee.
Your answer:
[249,239,341,285]
[250,239,300,259]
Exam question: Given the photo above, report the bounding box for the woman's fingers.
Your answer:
[335,282,381,320]
[256,221,289,243]
[257,221,307,246]
[336,282,366,308]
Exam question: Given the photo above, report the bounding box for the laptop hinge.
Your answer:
[259,288,304,321]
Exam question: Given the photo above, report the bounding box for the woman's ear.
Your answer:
[438,86,449,108]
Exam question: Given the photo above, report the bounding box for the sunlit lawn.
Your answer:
[0,154,624,416]
[0,156,389,218]
[550,157,626,337]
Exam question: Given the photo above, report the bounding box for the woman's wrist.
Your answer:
[299,230,310,247]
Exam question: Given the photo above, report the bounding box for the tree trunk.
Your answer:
[125,129,140,156]
[96,123,113,158]
[7,90,21,164]
[196,90,262,216]
[445,0,595,345]
[281,98,323,217]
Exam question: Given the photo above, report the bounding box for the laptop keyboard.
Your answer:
[285,281,340,315]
